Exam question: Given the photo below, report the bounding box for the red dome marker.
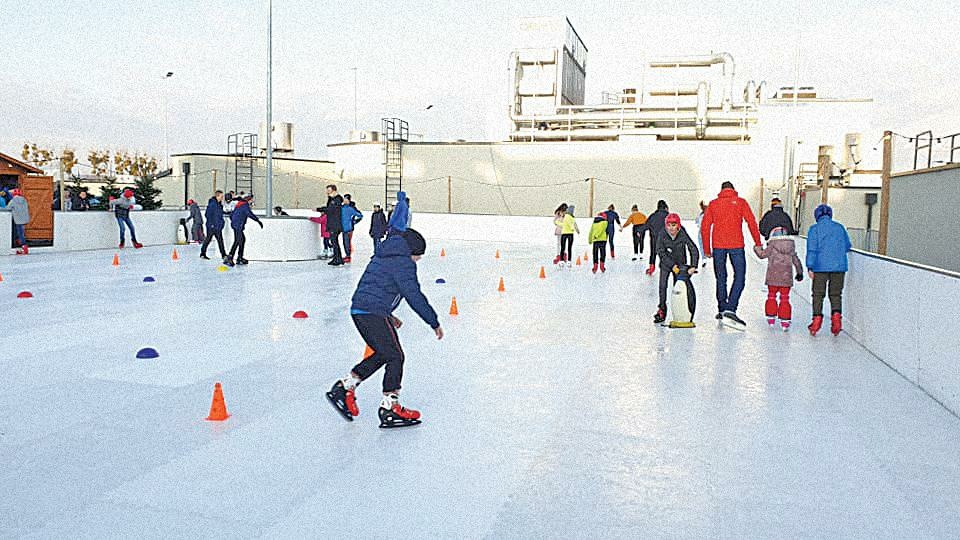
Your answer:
[292,310,308,319]
[17,291,33,299]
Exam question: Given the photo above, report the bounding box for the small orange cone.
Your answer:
[440,248,446,257]
[205,382,230,421]
[0,272,4,282]
[584,251,589,261]
[363,344,375,359]
[497,277,505,292]
[539,266,546,279]
[576,256,581,266]
[172,248,180,261]
[112,253,119,266]
[449,296,459,315]
[495,250,500,259]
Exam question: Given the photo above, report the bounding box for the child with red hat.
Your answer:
[110,188,142,248]
[5,188,30,254]
[653,213,699,323]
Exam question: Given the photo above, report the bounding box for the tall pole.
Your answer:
[818,145,833,204]
[352,67,358,130]
[447,175,452,213]
[878,131,893,255]
[163,72,173,170]
[588,177,595,217]
[265,0,273,214]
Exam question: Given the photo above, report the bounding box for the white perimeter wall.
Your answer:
[53,211,188,251]
[1,212,11,254]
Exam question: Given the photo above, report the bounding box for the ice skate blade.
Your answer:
[720,318,746,331]
[325,391,354,422]
[379,419,422,429]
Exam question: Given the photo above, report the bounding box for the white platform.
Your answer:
[1,218,960,537]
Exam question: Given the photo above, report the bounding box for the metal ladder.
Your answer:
[382,118,408,208]
[227,133,258,196]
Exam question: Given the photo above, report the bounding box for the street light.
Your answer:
[266,0,274,213]
[163,71,174,170]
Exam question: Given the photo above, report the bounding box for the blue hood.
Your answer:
[387,191,409,232]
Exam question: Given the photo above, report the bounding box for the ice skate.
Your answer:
[599,262,606,273]
[721,311,746,331]
[808,315,823,336]
[632,256,637,261]
[378,394,421,428]
[767,317,776,327]
[326,380,359,421]
[610,249,615,259]
[653,307,666,324]
[831,312,843,336]
[133,242,143,249]
[553,255,561,265]
[237,257,249,265]
[343,257,352,263]
[118,241,125,249]
[592,263,598,274]
[200,254,210,260]
[781,320,791,332]
[223,256,235,267]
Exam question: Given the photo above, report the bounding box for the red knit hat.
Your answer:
[665,213,681,225]
[123,188,134,198]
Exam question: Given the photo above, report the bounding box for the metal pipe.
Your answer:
[695,81,709,139]
[648,53,735,111]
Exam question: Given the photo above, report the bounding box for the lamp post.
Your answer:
[163,71,173,170]
[265,0,273,214]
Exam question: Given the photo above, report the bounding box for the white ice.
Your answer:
[2,227,960,539]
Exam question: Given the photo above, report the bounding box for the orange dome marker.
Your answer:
[539,266,546,279]
[449,296,459,315]
[205,382,230,421]
[112,253,120,266]
[497,277,505,292]
[172,248,180,260]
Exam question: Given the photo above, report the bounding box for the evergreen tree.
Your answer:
[133,174,163,210]
[96,176,121,210]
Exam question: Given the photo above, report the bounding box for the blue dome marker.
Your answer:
[435,278,446,284]
[136,347,159,359]
[143,276,156,283]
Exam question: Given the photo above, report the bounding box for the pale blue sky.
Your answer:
[2,1,957,161]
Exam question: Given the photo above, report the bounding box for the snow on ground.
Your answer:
[2,234,959,538]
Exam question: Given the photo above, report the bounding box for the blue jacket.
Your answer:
[341,205,363,233]
[230,201,262,231]
[205,197,225,230]
[387,191,410,233]
[806,216,851,272]
[350,234,440,328]
[604,210,620,232]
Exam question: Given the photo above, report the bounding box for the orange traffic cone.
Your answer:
[498,277,505,292]
[112,253,120,266]
[363,344,375,360]
[0,272,5,282]
[440,248,446,257]
[539,266,546,279]
[205,382,230,421]
[495,250,500,259]
[575,256,581,266]
[172,248,180,261]
[449,296,459,315]
[584,251,589,261]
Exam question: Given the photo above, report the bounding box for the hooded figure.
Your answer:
[387,191,410,233]
[645,199,670,270]
[754,227,803,288]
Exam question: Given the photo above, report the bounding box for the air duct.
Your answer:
[696,82,709,139]
[649,53,735,111]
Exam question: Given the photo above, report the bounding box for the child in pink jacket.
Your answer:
[753,226,804,330]
[310,207,333,259]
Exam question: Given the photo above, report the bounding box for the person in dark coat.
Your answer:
[185,199,205,243]
[645,199,669,274]
[224,194,263,266]
[369,203,388,253]
[653,213,699,323]
[326,228,443,426]
[200,190,226,260]
[758,197,797,239]
[604,204,621,258]
[325,184,345,266]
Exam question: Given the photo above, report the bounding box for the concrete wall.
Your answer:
[53,210,187,251]
[887,164,960,273]
[793,236,960,416]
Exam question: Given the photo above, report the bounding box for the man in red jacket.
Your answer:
[700,181,762,327]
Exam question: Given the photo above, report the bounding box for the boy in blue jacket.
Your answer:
[340,198,363,262]
[200,190,226,260]
[224,194,263,266]
[805,204,852,336]
[327,221,444,428]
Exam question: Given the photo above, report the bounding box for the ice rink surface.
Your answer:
[2,235,960,539]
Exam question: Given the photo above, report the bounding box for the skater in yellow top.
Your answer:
[588,212,609,273]
[557,205,579,266]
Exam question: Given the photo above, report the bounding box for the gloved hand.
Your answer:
[795,273,803,282]
[645,264,656,275]
[672,265,680,274]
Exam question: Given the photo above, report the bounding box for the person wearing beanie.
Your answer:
[700,181,762,327]
[653,213,699,323]
[620,204,647,261]
[3,188,30,254]
[759,197,797,239]
[326,227,444,428]
[645,199,669,275]
[184,199,204,244]
[552,203,568,265]
[604,204,621,258]
[369,203,388,253]
[110,188,142,249]
[340,197,363,263]
[0,190,7,209]
[588,212,609,273]
[200,190,227,260]
[324,184,345,266]
[223,194,263,266]
[753,226,804,331]
[557,202,579,267]
[805,204,852,336]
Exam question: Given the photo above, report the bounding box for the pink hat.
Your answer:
[123,188,134,197]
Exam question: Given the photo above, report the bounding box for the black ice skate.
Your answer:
[326,381,358,421]
[378,396,421,429]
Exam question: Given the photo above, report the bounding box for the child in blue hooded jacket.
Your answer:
[326,218,444,428]
[340,198,363,262]
[805,204,851,336]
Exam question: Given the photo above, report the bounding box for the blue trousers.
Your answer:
[116,216,137,242]
[712,248,746,313]
[14,223,26,246]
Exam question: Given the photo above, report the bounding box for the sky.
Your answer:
[2,0,958,165]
